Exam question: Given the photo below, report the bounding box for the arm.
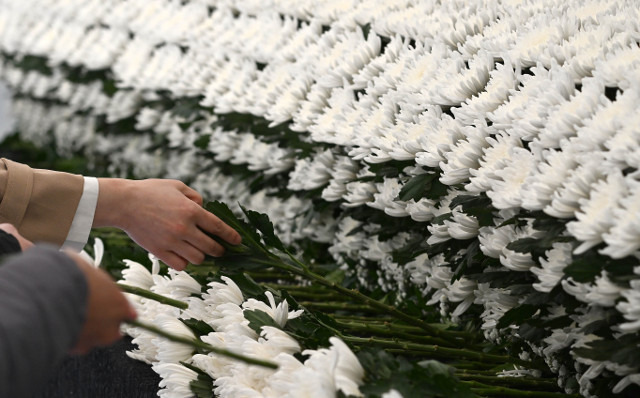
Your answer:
[0,158,242,270]
[0,158,84,245]
[0,245,136,397]
[94,178,242,270]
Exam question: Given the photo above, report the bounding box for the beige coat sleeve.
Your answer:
[0,158,84,246]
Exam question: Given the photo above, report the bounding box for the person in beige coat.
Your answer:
[0,157,242,270]
[0,157,243,396]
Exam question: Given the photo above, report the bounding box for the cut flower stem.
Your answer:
[126,319,278,369]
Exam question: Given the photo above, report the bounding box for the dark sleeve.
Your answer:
[0,229,20,255]
[0,245,88,397]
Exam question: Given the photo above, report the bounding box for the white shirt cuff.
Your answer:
[62,176,99,252]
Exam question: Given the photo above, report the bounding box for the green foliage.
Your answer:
[358,351,477,398]
[182,362,215,398]
[182,318,215,336]
[245,309,282,334]
[240,204,285,251]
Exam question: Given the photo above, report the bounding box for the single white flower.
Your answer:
[601,178,640,259]
[303,337,365,397]
[613,373,640,394]
[381,389,404,398]
[567,170,627,254]
[153,363,198,398]
[530,242,573,293]
[486,147,536,210]
[242,291,303,328]
[152,315,196,363]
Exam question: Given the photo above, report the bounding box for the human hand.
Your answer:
[66,251,137,354]
[94,178,242,270]
[0,223,34,251]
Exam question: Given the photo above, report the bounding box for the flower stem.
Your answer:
[335,320,460,347]
[270,258,472,346]
[343,336,530,366]
[299,301,383,313]
[118,283,188,309]
[456,373,558,389]
[126,320,278,369]
[466,382,579,397]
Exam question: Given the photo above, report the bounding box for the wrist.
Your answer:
[93,178,135,230]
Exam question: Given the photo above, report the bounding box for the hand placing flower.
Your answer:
[93,178,242,270]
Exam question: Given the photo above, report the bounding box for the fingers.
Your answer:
[155,250,189,271]
[196,209,242,246]
[184,227,226,258]
[180,183,204,206]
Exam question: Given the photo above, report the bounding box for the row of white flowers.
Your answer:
[3,0,640,396]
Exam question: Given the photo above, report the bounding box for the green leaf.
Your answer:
[102,79,118,97]
[240,205,285,251]
[181,318,215,336]
[425,178,449,200]
[205,201,262,249]
[171,97,202,119]
[431,212,453,225]
[397,173,437,201]
[194,134,211,150]
[564,257,602,283]
[244,309,281,335]
[497,305,538,329]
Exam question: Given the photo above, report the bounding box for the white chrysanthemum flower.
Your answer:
[439,123,490,186]
[261,352,333,398]
[329,217,366,257]
[288,149,335,191]
[259,326,301,356]
[444,210,480,240]
[405,197,437,222]
[486,147,536,210]
[561,277,591,304]
[583,272,623,308]
[290,84,331,133]
[348,96,398,161]
[427,51,494,106]
[613,373,640,395]
[509,13,577,67]
[105,90,141,123]
[534,76,605,149]
[544,154,606,219]
[567,171,627,254]
[153,363,199,398]
[303,337,365,397]
[342,180,378,207]
[530,242,573,293]
[120,254,160,290]
[47,24,86,65]
[204,276,245,307]
[601,178,640,259]
[242,291,303,328]
[367,178,409,217]
[195,332,255,380]
[617,280,640,333]
[474,283,519,342]
[77,237,104,268]
[152,314,196,363]
[594,43,640,88]
[467,133,522,193]
[381,389,404,398]
[453,58,518,125]
[520,147,578,211]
